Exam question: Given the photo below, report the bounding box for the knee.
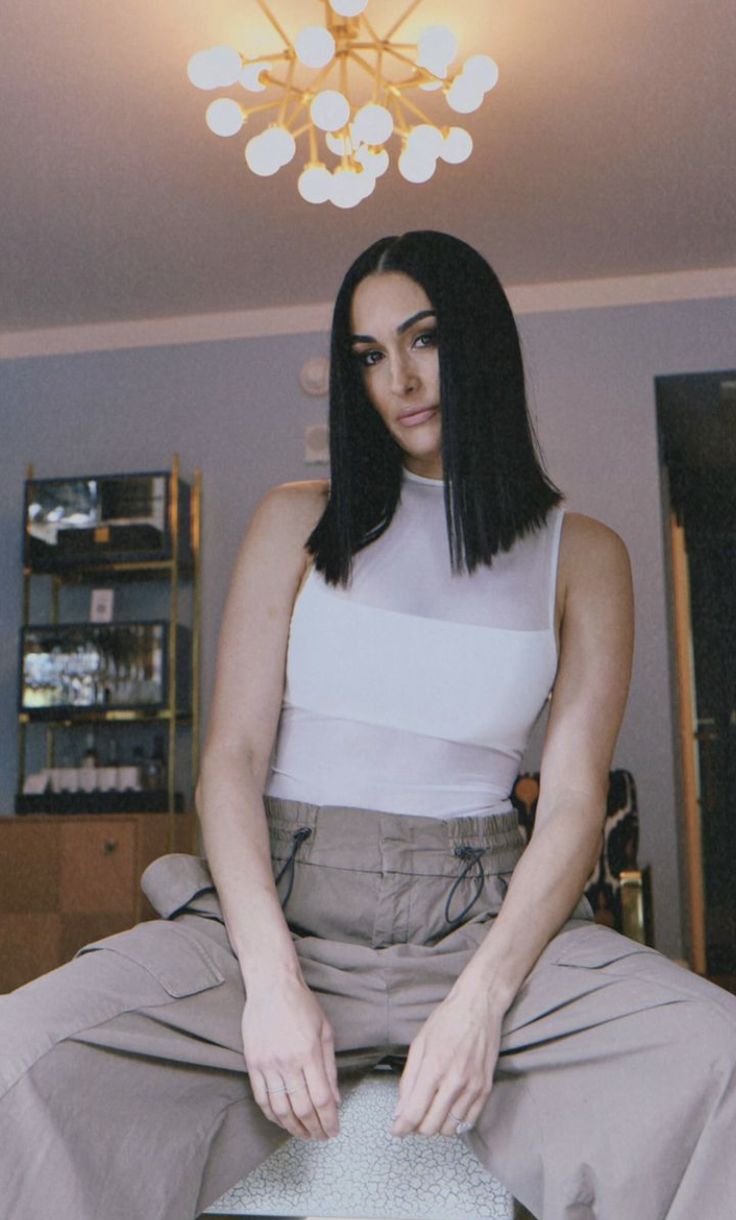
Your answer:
[0,963,91,1099]
[671,996,736,1101]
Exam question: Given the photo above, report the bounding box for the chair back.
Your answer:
[510,769,639,933]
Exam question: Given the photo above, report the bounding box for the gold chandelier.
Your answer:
[187,0,498,208]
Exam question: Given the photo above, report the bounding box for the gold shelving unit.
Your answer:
[17,456,201,853]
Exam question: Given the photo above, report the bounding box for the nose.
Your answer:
[388,351,419,396]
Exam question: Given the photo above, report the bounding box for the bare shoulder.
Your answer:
[558,510,633,610]
[242,478,329,558]
[256,478,329,535]
[560,510,630,571]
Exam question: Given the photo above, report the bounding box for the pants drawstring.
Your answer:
[275,826,313,912]
[444,845,488,928]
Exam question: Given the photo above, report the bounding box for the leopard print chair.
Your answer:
[511,767,652,943]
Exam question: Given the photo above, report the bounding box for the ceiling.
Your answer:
[2,0,735,333]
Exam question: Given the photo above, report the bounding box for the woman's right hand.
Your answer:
[242,971,341,1141]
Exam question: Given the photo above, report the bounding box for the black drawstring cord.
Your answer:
[444,845,488,928]
[275,826,312,911]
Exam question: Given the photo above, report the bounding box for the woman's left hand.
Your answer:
[391,972,505,1138]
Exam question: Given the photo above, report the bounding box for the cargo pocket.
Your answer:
[75,920,225,998]
[140,852,220,921]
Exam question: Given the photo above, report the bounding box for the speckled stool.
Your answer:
[202,1067,515,1219]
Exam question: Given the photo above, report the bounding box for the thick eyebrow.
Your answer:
[350,309,436,345]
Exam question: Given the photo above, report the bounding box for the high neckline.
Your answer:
[402,467,444,487]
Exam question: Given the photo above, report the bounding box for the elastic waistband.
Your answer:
[263,795,524,876]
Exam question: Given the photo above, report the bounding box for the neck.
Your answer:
[402,460,444,482]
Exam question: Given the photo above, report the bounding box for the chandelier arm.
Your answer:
[374,47,383,103]
[389,89,436,126]
[240,96,287,119]
[261,72,307,97]
[381,44,426,74]
[241,50,291,65]
[254,0,294,50]
[289,120,312,139]
[383,0,425,43]
[322,0,336,35]
[347,49,379,85]
[387,89,410,138]
[308,123,319,162]
[278,55,297,124]
[359,11,382,46]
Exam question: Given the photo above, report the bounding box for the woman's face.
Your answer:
[350,271,442,479]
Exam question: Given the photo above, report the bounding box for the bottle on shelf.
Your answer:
[142,733,166,792]
[79,731,98,793]
[132,746,146,793]
[98,737,119,793]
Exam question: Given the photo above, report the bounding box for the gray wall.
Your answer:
[2,292,734,958]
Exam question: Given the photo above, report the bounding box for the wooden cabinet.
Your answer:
[0,812,197,993]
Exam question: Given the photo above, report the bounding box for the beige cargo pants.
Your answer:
[2,796,736,1220]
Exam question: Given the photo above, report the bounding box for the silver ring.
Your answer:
[265,1083,301,1095]
[449,1110,474,1136]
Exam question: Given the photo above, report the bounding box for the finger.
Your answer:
[302,1058,340,1139]
[437,1087,489,1138]
[392,1040,426,1126]
[249,1068,298,1134]
[249,1067,279,1125]
[263,1074,313,1140]
[392,1068,441,1137]
[395,1041,423,1110]
[320,1029,341,1108]
[284,1067,332,1141]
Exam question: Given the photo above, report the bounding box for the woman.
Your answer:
[2,231,735,1220]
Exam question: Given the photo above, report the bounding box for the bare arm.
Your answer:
[195,478,340,1139]
[393,513,635,1137]
[459,513,635,1001]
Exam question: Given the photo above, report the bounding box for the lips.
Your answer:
[397,407,438,427]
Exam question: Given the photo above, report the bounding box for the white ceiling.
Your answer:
[2,0,735,333]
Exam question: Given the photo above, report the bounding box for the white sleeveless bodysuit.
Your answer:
[265,469,566,819]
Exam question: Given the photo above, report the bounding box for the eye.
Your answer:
[413,329,438,349]
[354,348,383,368]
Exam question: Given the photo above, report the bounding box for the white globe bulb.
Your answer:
[419,77,445,92]
[240,61,271,92]
[417,26,458,69]
[406,124,444,158]
[462,54,499,91]
[330,168,365,209]
[355,145,389,178]
[398,148,437,184]
[440,126,473,164]
[261,125,296,167]
[245,132,281,176]
[352,103,394,146]
[188,46,242,91]
[359,170,376,200]
[298,164,333,204]
[206,98,245,137]
[295,26,335,69]
[446,77,485,114]
[310,89,351,133]
[329,0,368,16]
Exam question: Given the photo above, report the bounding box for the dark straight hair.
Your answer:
[307,230,563,585]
